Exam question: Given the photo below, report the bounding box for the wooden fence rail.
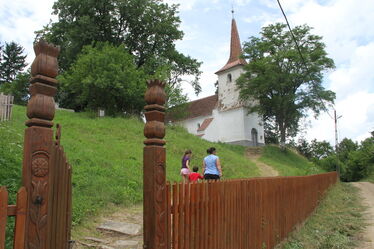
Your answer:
[0,187,27,249]
[0,93,14,122]
[166,172,337,249]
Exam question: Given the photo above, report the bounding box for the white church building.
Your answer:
[168,17,265,146]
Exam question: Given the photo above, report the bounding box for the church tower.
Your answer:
[215,17,246,111]
[167,13,265,146]
[213,15,265,146]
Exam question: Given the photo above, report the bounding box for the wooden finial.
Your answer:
[26,40,60,128]
[144,79,167,146]
[143,79,168,249]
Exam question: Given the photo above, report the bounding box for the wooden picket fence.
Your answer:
[166,172,338,249]
[0,136,72,249]
[0,93,14,122]
[0,187,27,249]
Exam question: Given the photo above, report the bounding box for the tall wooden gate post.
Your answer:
[143,79,167,249]
[22,40,60,249]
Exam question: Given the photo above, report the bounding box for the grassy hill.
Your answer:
[1,105,365,249]
[259,145,323,176]
[1,105,260,224]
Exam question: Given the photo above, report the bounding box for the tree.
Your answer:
[309,139,334,160]
[336,138,358,162]
[237,23,335,146]
[36,0,202,98]
[0,42,27,85]
[0,71,30,105]
[57,43,149,115]
[296,139,311,159]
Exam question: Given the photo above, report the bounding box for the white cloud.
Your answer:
[329,43,374,99]
[307,91,374,143]
[287,0,374,63]
[0,0,55,65]
[255,0,374,143]
[163,0,198,11]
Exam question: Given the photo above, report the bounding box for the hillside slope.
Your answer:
[259,145,324,176]
[0,105,259,224]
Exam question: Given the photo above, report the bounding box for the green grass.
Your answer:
[0,105,259,226]
[259,145,325,176]
[278,182,366,249]
[362,171,374,183]
[2,105,364,249]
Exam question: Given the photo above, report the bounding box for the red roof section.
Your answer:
[216,18,247,74]
[197,118,214,132]
[167,95,218,121]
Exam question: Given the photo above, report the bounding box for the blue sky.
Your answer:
[1,0,373,144]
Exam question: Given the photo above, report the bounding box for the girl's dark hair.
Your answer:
[193,166,199,172]
[184,149,192,156]
[206,147,216,154]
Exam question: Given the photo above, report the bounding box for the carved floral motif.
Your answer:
[31,157,49,177]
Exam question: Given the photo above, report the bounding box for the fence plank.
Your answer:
[13,187,27,249]
[172,183,179,249]
[178,183,184,249]
[0,187,8,249]
[166,183,171,249]
[0,94,13,122]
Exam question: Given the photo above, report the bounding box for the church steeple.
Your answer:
[216,17,246,74]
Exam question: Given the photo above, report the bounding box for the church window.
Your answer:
[227,73,232,83]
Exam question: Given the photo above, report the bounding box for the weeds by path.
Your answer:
[278,182,366,249]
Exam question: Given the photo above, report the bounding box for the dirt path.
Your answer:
[72,205,143,249]
[245,148,279,177]
[351,182,374,249]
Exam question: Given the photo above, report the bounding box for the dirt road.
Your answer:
[352,182,374,249]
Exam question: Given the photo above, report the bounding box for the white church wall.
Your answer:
[243,111,265,145]
[217,66,244,111]
[203,109,221,142]
[215,108,246,143]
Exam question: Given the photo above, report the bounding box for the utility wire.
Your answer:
[276,0,335,120]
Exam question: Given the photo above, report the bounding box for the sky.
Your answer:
[0,0,373,145]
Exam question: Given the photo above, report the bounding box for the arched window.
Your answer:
[227,73,232,83]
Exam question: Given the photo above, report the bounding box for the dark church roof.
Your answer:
[166,95,218,122]
[215,18,246,74]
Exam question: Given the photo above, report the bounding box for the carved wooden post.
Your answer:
[143,79,167,249]
[22,40,59,249]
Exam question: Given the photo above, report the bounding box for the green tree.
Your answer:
[0,42,27,85]
[309,139,334,160]
[337,138,358,162]
[36,0,202,96]
[58,43,149,115]
[296,139,311,159]
[237,23,335,146]
[0,71,30,105]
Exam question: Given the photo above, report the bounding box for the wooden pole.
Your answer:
[143,79,167,249]
[22,40,60,249]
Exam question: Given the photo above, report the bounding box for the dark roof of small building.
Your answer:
[197,117,214,132]
[166,95,218,122]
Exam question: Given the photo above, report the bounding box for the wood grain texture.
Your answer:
[167,172,337,249]
[0,187,8,249]
[143,79,167,249]
[13,187,27,249]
